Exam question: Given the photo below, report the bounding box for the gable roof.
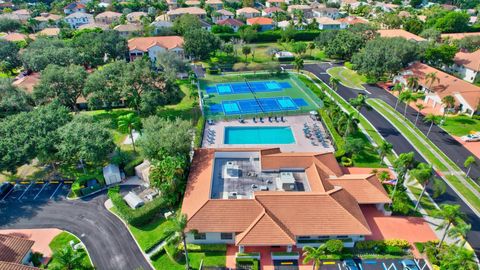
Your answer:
[216,9,234,16]
[441,32,480,40]
[246,17,273,25]
[377,29,425,41]
[337,16,367,25]
[128,36,184,52]
[329,174,391,204]
[36,27,60,37]
[65,12,93,19]
[0,234,34,263]
[216,18,244,26]
[64,2,85,9]
[167,7,206,15]
[454,49,480,72]
[95,11,122,19]
[1,33,27,42]
[263,7,283,14]
[0,262,40,270]
[114,23,142,32]
[236,7,260,14]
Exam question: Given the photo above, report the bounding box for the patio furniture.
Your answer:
[281,116,284,122]
[253,117,256,123]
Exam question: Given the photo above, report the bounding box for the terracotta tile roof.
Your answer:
[377,29,425,42]
[167,7,206,15]
[13,9,31,16]
[216,9,234,16]
[36,27,60,37]
[336,16,367,25]
[78,23,109,30]
[95,11,122,19]
[64,2,85,9]
[263,7,283,14]
[114,23,142,32]
[1,33,27,42]
[236,7,260,15]
[315,17,341,25]
[329,174,391,204]
[216,18,244,26]
[403,62,480,110]
[454,49,480,72]
[246,17,273,25]
[185,0,201,5]
[0,262,40,270]
[12,73,40,93]
[206,0,223,4]
[128,36,183,52]
[305,164,334,192]
[34,13,62,22]
[441,32,480,40]
[0,234,34,263]
[288,4,311,10]
[126,11,147,21]
[235,211,296,245]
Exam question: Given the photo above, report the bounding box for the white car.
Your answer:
[461,134,480,142]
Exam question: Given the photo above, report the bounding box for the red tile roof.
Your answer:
[454,49,480,72]
[441,32,480,40]
[128,36,183,52]
[0,262,40,270]
[377,29,425,41]
[0,234,34,263]
[246,17,273,25]
[216,18,244,27]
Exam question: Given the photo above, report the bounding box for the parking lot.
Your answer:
[318,259,429,270]
[0,181,72,202]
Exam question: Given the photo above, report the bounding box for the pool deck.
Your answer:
[202,115,335,153]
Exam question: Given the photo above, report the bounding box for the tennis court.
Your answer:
[206,81,292,95]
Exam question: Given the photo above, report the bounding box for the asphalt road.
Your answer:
[0,188,152,270]
[301,63,480,256]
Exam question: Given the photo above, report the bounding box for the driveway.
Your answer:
[0,187,152,270]
[300,63,480,257]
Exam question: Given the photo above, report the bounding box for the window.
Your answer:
[318,236,329,239]
[194,233,206,240]
[221,233,233,240]
[336,235,349,239]
[298,236,310,240]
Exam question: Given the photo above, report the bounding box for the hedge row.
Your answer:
[318,109,345,157]
[108,186,167,227]
[194,116,205,148]
[355,239,410,250]
[216,30,321,43]
[236,258,259,270]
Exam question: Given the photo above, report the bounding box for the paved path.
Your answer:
[0,188,152,270]
[300,63,480,257]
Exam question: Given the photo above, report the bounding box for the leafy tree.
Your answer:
[150,154,187,204]
[378,141,393,163]
[21,38,78,72]
[137,116,192,160]
[432,11,470,33]
[419,28,441,41]
[349,94,370,118]
[441,95,455,117]
[414,103,425,126]
[71,30,128,67]
[464,156,476,178]
[424,113,440,137]
[424,44,458,67]
[211,25,234,33]
[307,42,315,56]
[173,14,201,35]
[302,246,325,270]
[399,90,424,117]
[410,162,434,209]
[409,0,423,8]
[0,39,20,73]
[340,112,358,139]
[0,18,21,32]
[324,30,365,60]
[83,60,126,110]
[156,51,188,82]
[242,45,251,61]
[345,137,365,157]
[447,222,471,248]
[380,12,402,29]
[117,113,141,153]
[57,115,115,166]
[239,26,258,43]
[403,17,424,35]
[314,30,338,49]
[34,64,88,111]
[392,152,416,197]
[183,28,221,60]
[440,245,477,269]
[406,76,419,91]
[425,72,439,89]
[165,214,190,270]
[0,79,32,117]
[49,247,88,270]
[324,239,343,254]
[454,35,480,52]
[291,42,307,56]
[434,204,466,248]
[293,57,304,72]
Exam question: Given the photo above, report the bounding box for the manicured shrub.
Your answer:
[186,244,227,252]
[414,242,425,253]
[236,258,259,270]
[124,156,144,176]
[325,239,344,254]
[194,116,205,148]
[341,156,352,166]
[385,246,405,256]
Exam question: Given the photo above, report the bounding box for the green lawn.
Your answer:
[408,185,438,216]
[442,115,480,136]
[327,66,367,90]
[232,42,325,64]
[349,131,385,168]
[48,232,93,269]
[128,218,176,252]
[151,250,226,270]
[157,80,201,122]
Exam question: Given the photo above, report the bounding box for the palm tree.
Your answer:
[464,156,476,178]
[434,204,465,248]
[425,72,439,89]
[293,57,304,72]
[349,94,370,118]
[242,45,251,62]
[302,246,325,270]
[414,103,425,126]
[341,112,358,139]
[406,76,419,91]
[307,42,315,56]
[424,113,440,137]
[118,113,141,153]
[447,246,478,269]
[410,162,434,210]
[329,77,340,91]
[377,170,390,182]
[448,222,471,247]
[378,141,393,164]
[441,95,455,119]
[165,214,190,270]
[50,247,85,270]
[392,83,403,110]
[392,152,415,198]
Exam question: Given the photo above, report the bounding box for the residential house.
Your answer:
[126,11,147,23]
[185,0,201,7]
[236,7,261,19]
[266,0,284,7]
[441,32,480,41]
[181,148,391,256]
[35,27,61,37]
[312,7,339,19]
[340,0,363,9]
[64,12,94,28]
[395,62,480,116]
[374,2,398,12]
[377,29,425,42]
[1,32,28,42]
[336,16,367,26]
[288,5,313,18]
[216,18,244,32]
[95,11,121,24]
[246,17,274,31]
[315,17,346,30]
[166,7,206,21]
[63,2,86,15]
[150,19,174,34]
[0,9,31,22]
[200,19,212,31]
[277,20,305,30]
[212,9,234,23]
[166,0,178,10]
[114,23,142,37]
[205,0,223,10]
[127,36,184,62]
[0,234,35,266]
[33,13,63,30]
[262,7,284,18]
[447,49,480,83]
[78,22,108,30]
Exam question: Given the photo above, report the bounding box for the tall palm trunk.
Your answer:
[415,185,426,210]
[467,164,472,177]
[394,98,399,110]
[427,122,434,137]
[404,102,409,117]
[438,222,452,248]
[182,234,190,270]
[129,127,136,153]
[414,111,420,126]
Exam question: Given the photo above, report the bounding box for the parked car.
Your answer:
[342,259,359,270]
[0,182,14,198]
[461,134,480,142]
[401,259,419,270]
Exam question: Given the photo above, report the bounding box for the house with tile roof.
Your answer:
[216,18,244,32]
[0,234,35,266]
[185,0,201,7]
[126,11,147,23]
[127,36,184,62]
[377,29,425,42]
[95,11,122,24]
[336,15,368,26]
[181,148,391,255]
[64,12,93,28]
[262,7,284,17]
[395,62,480,116]
[312,7,339,19]
[266,0,284,7]
[33,13,63,30]
[441,32,480,41]
[63,2,86,15]
[1,32,28,42]
[315,17,346,30]
[166,7,207,21]
[246,17,274,31]
[114,23,142,37]
[205,0,223,10]
[448,49,480,83]
[236,7,261,19]
[212,9,234,23]
[287,5,313,18]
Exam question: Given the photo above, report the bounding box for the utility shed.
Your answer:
[123,192,144,209]
[103,164,121,185]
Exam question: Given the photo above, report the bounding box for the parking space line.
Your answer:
[383,262,397,270]
[18,182,33,200]
[34,183,47,200]
[1,185,15,201]
[338,263,342,270]
[50,183,63,199]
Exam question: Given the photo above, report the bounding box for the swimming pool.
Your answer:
[224,126,295,144]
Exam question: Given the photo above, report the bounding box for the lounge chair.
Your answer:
[260,117,263,123]
[253,117,256,123]
[268,116,272,122]
[274,116,278,122]
[281,116,284,122]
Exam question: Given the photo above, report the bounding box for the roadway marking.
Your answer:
[18,182,33,201]
[50,183,63,199]
[34,183,47,200]
[1,185,15,201]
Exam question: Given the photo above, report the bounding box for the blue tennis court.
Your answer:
[205,81,292,95]
[215,97,308,115]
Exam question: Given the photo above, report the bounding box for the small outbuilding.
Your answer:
[103,164,122,185]
[123,192,145,209]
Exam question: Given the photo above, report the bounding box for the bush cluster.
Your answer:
[194,116,205,148]
[236,258,259,270]
[108,186,167,227]
[216,30,321,43]
[355,240,410,255]
[124,156,144,176]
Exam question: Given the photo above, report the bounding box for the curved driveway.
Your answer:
[0,190,152,270]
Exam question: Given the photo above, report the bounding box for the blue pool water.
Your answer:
[224,126,295,144]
